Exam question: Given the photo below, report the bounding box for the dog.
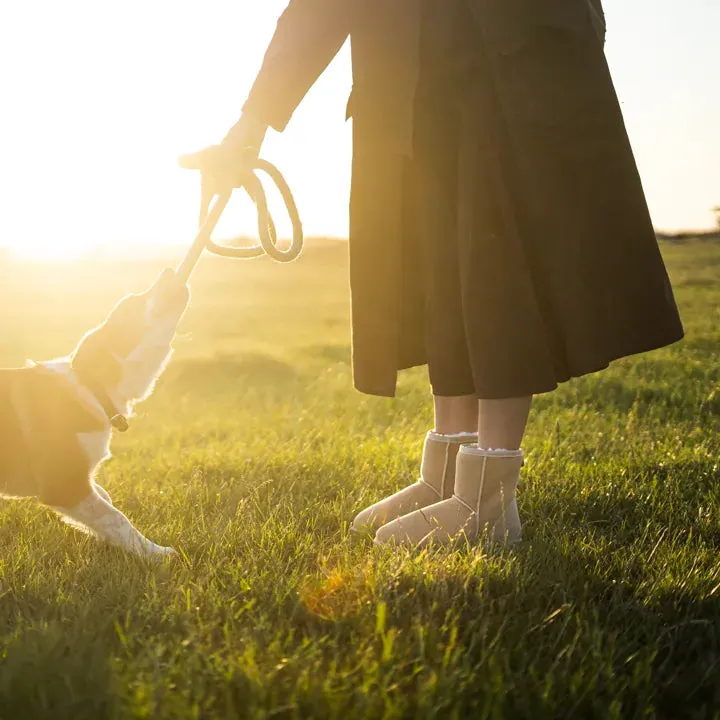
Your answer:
[0,268,190,559]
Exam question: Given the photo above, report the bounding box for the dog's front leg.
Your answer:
[51,488,175,560]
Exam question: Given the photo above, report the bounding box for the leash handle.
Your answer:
[175,156,303,284]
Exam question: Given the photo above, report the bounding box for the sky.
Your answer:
[0,0,718,259]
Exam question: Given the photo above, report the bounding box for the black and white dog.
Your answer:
[0,269,189,559]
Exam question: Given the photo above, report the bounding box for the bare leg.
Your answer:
[477,396,533,450]
[434,394,478,435]
[434,394,532,447]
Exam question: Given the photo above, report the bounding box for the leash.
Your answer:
[176,154,303,284]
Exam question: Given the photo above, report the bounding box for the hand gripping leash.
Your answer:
[176,153,303,284]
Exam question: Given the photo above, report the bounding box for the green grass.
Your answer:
[1,239,719,719]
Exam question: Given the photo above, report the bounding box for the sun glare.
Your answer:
[2,0,716,262]
[12,243,89,263]
[0,1,351,263]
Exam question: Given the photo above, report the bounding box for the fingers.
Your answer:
[178,146,216,171]
[178,146,219,227]
[179,142,255,232]
[179,144,244,188]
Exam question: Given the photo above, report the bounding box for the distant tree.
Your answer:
[714,206,720,229]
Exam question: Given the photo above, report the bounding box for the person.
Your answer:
[179,0,684,549]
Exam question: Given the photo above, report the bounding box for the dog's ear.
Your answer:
[25,367,106,434]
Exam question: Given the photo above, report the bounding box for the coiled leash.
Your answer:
[176,152,303,283]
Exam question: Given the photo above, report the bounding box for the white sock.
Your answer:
[460,444,523,458]
[428,430,478,443]
[53,491,175,559]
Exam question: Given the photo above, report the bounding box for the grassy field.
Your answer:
[1,239,719,719]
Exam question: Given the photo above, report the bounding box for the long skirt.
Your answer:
[414,0,684,398]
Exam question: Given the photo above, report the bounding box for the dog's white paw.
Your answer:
[53,492,175,561]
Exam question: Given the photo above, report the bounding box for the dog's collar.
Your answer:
[72,368,129,433]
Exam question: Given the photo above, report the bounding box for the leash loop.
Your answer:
[176,154,303,283]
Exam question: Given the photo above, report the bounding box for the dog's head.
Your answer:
[71,269,190,405]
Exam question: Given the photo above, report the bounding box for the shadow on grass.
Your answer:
[528,458,720,549]
[0,547,171,720]
[503,457,720,714]
[368,531,720,716]
[4,454,720,718]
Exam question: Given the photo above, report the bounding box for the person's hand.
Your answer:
[178,113,269,224]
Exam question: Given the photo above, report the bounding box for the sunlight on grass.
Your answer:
[299,565,374,622]
[1,240,719,718]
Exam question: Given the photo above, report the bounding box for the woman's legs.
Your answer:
[373,393,532,547]
[477,396,532,450]
[434,394,532,448]
[434,394,477,434]
[360,2,535,545]
[351,393,478,534]
[355,391,533,542]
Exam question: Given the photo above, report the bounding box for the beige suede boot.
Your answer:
[351,431,477,534]
[374,445,523,549]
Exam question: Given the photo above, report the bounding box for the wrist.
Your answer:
[223,113,268,151]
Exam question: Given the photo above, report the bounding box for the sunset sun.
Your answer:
[0,1,351,262]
